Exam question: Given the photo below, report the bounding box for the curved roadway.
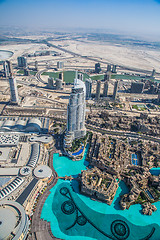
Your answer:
[43,40,159,75]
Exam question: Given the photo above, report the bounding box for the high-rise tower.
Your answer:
[57,61,64,69]
[158,90,160,103]
[96,80,101,101]
[3,61,10,78]
[104,71,111,81]
[112,65,117,73]
[78,73,83,81]
[3,60,13,78]
[103,81,109,97]
[95,63,101,74]
[7,61,13,75]
[35,61,38,71]
[151,69,156,77]
[17,57,27,68]
[85,78,92,100]
[48,77,54,88]
[107,64,112,72]
[9,77,19,105]
[113,81,118,101]
[55,79,63,90]
[131,82,144,94]
[59,72,64,81]
[103,72,110,97]
[66,73,86,140]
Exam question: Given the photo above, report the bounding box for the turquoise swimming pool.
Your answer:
[72,146,84,156]
[41,147,160,240]
[150,168,160,176]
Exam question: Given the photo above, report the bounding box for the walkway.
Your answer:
[30,146,61,240]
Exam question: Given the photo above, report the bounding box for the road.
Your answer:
[86,125,160,143]
[36,69,47,84]
[42,40,157,75]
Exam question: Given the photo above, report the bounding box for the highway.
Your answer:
[86,125,160,143]
[42,40,156,75]
[36,69,47,84]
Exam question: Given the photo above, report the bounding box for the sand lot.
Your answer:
[0,37,160,73]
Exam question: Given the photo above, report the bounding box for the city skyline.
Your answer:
[0,0,160,39]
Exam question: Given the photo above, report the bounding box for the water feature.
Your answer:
[150,168,160,176]
[72,146,84,156]
[41,148,160,240]
[52,144,89,178]
[131,154,138,165]
[0,50,13,60]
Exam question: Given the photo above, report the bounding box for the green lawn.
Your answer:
[41,70,159,83]
[30,71,37,76]
[132,104,147,111]
[42,71,105,82]
[90,74,104,81]
[17,70,37,76]
[17,70,24,74]
[112,74,142,80]
[42,71,90,83]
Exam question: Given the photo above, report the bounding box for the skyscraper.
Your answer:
[78,73,83,81]
[35,61,38,71]
[158,90,160,103]
[131,82,144,93]
[59,72,64,80]
[3,61,13,78]
[66,73,86,140]
[104,71,111,81]
[96,80,101,101]
[57,61,64,69]
[107,64,112,72]
[112,65,117,73]
[48,77,54,88]
[3,61,10,78]
[55,79,63,90]
[9,77,19,104]
[95,63,101,74]
[6,60,13,76]
[103,81,109,97]
[151,69,156,77]
[103,71,111,97]
[85,78,92,100]
[17,57,27,68]
[24,68,30,76]
[113,81,118,100]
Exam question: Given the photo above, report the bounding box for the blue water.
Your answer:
[150,168,160,176]
[41,146,160,240]
[131,154,138,165]
[132,154,137,159]
[53,144,89,178]
[72,146,84,156]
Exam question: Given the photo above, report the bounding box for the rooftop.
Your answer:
[34,165,52,179]
[0,133,20,146]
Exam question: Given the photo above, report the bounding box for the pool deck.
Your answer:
[30,144,62,240]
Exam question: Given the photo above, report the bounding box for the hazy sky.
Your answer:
[0,0,160,37]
